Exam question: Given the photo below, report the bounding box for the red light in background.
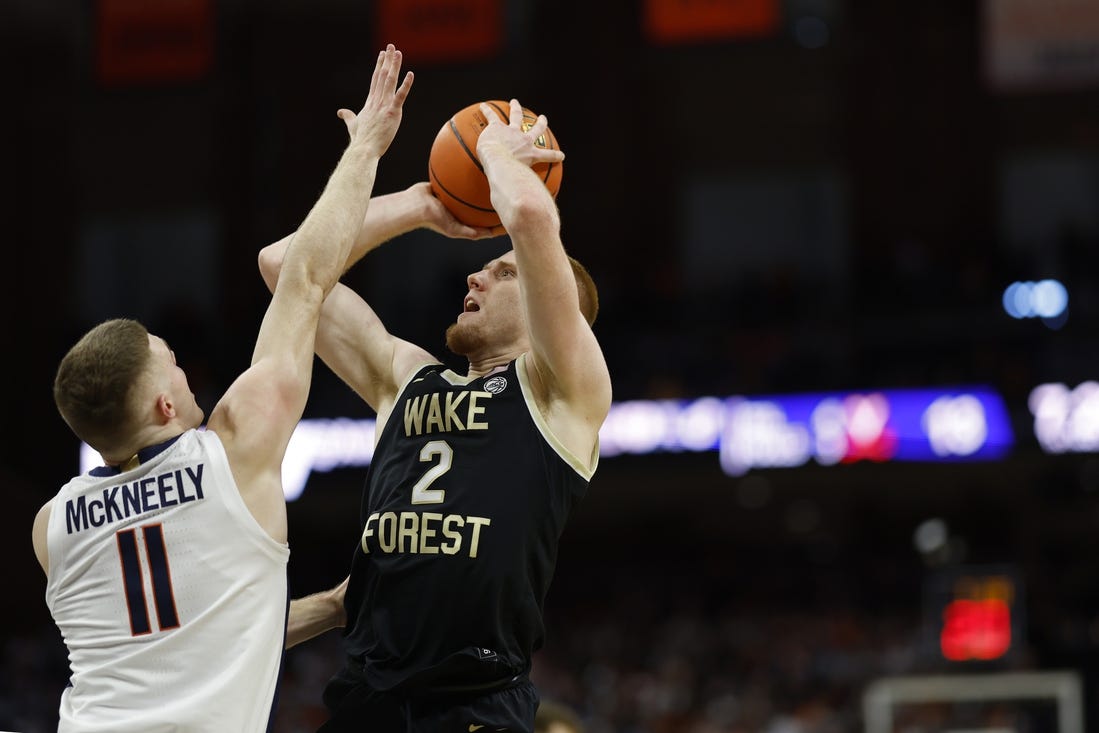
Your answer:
[644,0,781,44]
[376,0,502,64]
[96,0,214,87]
[940,599,1012,661]
[840,393,898,463]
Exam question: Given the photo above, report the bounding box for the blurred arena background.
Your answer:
[2,0,1099,731]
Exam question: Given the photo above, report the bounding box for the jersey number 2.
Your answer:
[116,524,180,636]
[410,440,452,504]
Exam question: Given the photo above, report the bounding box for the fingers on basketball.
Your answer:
[428,100,563,231]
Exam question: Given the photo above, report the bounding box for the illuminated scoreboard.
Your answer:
[81,385,1019,500]
[598,386,1015,476]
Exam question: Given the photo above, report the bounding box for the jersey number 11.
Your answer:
[116,524,180,636]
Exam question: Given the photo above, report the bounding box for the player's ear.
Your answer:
[156,393,176,421]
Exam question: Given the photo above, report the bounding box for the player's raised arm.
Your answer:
[476,100,611,437]
[209,45,413,538]
[257,183,491,416]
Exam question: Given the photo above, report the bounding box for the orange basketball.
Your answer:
[428,100,563,231]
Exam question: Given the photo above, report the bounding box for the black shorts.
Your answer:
[317,667,538,733]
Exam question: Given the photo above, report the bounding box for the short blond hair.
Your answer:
[54,318,151,451]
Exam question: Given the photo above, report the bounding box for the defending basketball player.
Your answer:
[260,100,612,732]
[34,45,413,732]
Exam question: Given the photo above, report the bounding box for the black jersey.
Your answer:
[341,355,594,693]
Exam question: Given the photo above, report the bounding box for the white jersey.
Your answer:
[45,429,290,733]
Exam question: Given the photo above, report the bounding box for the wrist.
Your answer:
[344,140,383,166]
[378,187,430,235]
[326,585,347,626]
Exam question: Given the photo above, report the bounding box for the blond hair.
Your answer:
[54,318,151,451]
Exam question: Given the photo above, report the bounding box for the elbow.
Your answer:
[500,191,559,234]
[257,245,285,293]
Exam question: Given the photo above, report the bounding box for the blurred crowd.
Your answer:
[9,571,1094,733]
[269,606,913,733]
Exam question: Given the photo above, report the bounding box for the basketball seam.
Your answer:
[430,102,560,226]
[448,119,485,175]
[486,100,509,121]
[429,164,497,214]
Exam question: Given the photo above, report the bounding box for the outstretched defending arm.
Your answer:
[256,183,492,414]
[207,45,413,541]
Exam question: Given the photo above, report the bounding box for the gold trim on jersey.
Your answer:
[439,368,489,386]
[515,353,599,481]
[376,361,445,437]
[402,362,447,390]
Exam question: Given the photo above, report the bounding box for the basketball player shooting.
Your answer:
[260,99,612,732]
[35,44,413,733]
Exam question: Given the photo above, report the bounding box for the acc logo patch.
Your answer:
[484,376,508,394]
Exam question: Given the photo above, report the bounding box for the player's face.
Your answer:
[148,335,205,429]
[446,250,525,356]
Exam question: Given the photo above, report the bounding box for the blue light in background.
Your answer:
[719,387,1014,476]
[1003,279,1068,320]
[80,386,1019,498]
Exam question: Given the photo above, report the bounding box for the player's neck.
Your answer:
[466,349,524,379]
[102,426,186,468]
